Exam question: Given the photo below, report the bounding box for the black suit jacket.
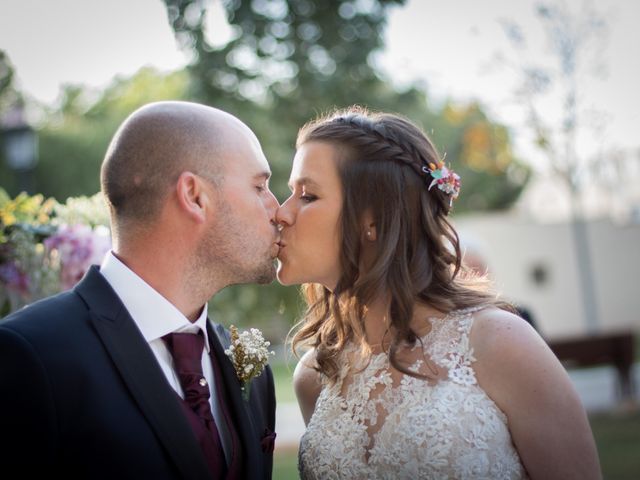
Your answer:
[0,266,275,479]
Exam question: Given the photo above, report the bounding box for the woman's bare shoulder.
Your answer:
[470,306,547,360]
[469,306,576,412]
[293,348,323,425]
[468,311,600,478]
[293,348,320,386]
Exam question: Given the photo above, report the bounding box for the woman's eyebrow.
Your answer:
[288,177,321,191]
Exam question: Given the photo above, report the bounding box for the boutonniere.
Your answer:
[224,325,274,401]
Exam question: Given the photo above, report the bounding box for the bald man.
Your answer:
[0,102,279,479]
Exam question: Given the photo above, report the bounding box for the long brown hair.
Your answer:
[291,106,510,383]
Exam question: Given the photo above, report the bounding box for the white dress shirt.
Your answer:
[100,251,232,463]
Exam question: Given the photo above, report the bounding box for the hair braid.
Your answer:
[332,112,430,182]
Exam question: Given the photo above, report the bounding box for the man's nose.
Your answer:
[266,189,279,213]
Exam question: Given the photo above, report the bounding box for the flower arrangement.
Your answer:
[0,188,111,317]
[224,325,275,400]
[423,159,462,205]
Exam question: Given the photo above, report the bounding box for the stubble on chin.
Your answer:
[251,256,278,285]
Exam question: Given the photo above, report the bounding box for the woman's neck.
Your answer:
[362,296,391,348]
[362,297,447,348]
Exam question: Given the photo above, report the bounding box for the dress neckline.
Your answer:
[360,305,489,358]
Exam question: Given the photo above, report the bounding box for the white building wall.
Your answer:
[454,214,640,339]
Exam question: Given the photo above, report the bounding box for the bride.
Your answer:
[275,107,601,479]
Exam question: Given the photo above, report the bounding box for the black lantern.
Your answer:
[1,104,38,194]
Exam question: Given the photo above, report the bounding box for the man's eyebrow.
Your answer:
[287,177,320,191]
[254,171,271,181]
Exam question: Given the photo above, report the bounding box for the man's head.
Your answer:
[101,101,280,289]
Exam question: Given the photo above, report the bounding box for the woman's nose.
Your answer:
[276,196,294,227]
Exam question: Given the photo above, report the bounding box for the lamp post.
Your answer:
[1,104,38,194]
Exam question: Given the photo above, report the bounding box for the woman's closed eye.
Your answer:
[301,192,318,203]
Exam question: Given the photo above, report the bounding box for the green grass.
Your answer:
[590,410,640,479]
[272,410,640,479]
[272,356,301,479]
[274,446,300,480]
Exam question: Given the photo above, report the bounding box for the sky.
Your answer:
[1,0,639,168]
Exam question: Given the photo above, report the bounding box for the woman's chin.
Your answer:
[276,264,296,286]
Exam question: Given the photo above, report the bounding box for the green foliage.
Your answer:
[164,0,405,104]
[162,0,529,209]
[20,68,191,201]
[0,50,24,195]
[435,101,531,212]
[0,50,17,110]
[163,0,427,200]
[0,188,56,228]
[0,188,59,316]
[34,120,113,200]
[209,281,303,342]
[0,188,110,317]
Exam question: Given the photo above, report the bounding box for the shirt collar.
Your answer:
[99,251,211,352]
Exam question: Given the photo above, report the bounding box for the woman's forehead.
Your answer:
[290,142,340,184]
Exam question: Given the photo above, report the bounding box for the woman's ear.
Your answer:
[365,224,377,242]
[362,210,377,242]
[175,171,210,224]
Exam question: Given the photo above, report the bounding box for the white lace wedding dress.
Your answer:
[298,307,529,479]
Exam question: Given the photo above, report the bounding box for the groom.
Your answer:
[0,102,279,479]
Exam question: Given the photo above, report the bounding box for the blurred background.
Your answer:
[1,0,639,478]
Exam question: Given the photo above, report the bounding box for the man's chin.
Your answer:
[253,260,277,285]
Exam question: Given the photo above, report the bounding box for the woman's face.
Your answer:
[276,141,343,290]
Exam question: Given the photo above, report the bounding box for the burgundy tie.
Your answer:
[163,331,226,477]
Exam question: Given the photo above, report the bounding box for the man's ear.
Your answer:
[175,172,210,224]
[361,209,377,242]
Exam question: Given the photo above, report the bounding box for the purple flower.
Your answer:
[44,224,111,290]
[0,261,29,294]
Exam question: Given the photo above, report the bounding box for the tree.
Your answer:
[436,101,530,211]
[0,50,27,195]
[164,0,404,105]
[0,50,18,111]
[500,1,610,331]
[34,67,191,200]
[163,0,530,206]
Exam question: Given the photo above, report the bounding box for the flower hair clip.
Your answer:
[422,160,461,205]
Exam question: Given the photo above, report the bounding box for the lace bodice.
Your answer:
[298,307,528,480]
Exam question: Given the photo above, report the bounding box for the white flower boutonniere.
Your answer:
[224,325,274,400]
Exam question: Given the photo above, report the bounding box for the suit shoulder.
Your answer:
[1,290,89,343]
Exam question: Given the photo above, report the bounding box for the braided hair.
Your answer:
[290,106,509,383]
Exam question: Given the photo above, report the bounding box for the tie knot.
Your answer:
[163,331,205,374]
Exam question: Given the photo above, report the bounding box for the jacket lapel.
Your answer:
[208,321,264,480]
[74,266,211,480]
